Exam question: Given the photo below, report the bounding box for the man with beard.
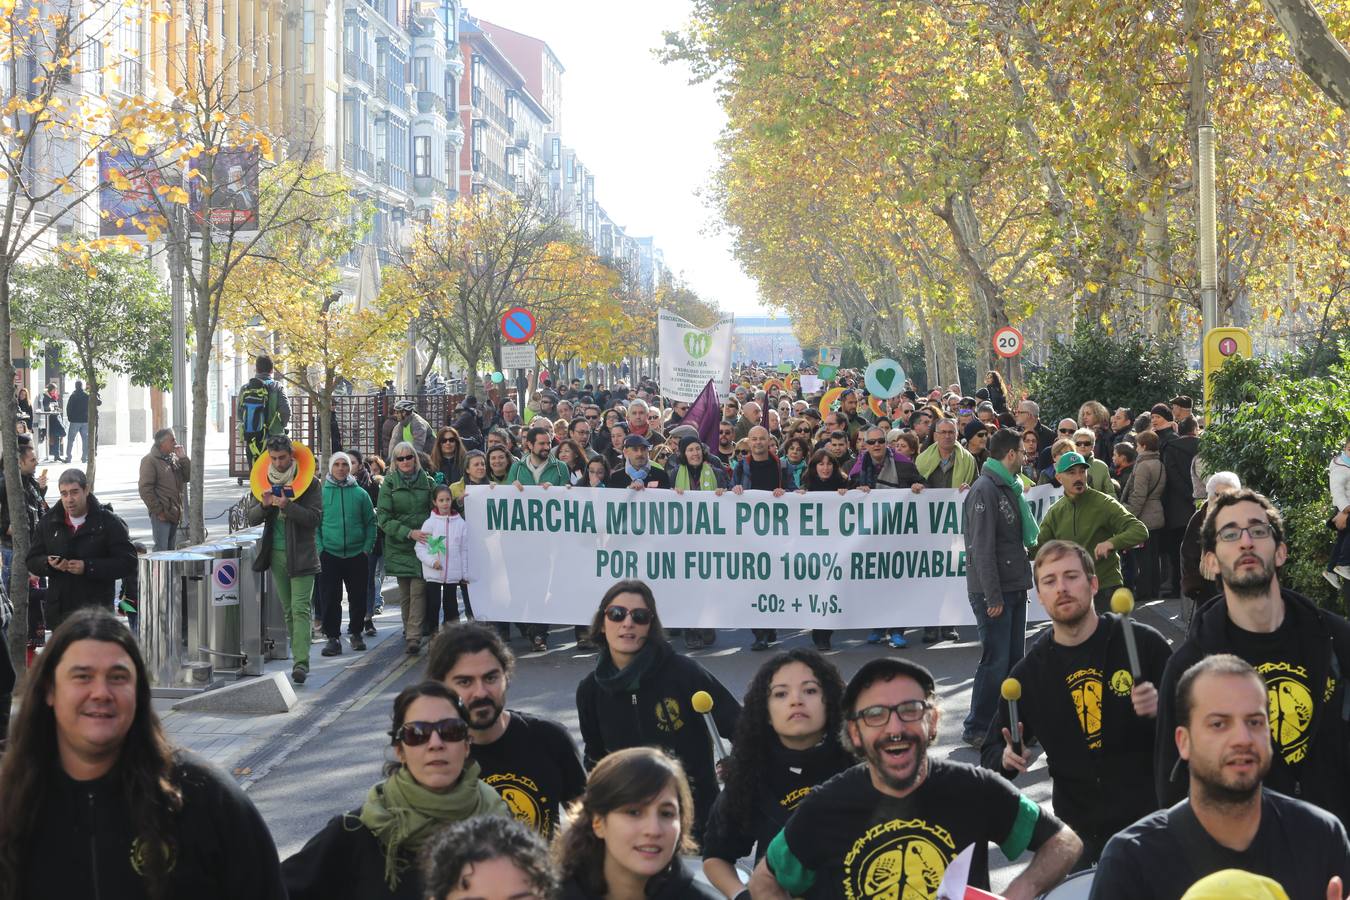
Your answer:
[1155,490,1350,829]
[427,622,586,840]
[1093,655,1350,898]
[749,658,1081,900]
[981,540,1171,865]
[1035,452,1147,613]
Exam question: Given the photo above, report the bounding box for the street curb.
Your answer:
[232,632,411,790]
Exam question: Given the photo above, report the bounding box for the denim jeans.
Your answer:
[963,590,1028,740]
[150,517,177,552]
[65,422,88,462]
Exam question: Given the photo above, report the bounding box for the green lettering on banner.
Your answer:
[927,502,961,535]
[607,502,628,534]
[486,498,510,531]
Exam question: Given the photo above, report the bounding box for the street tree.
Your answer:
[220,165,416,469]
[383,185,566,394]
[11,249,170,490]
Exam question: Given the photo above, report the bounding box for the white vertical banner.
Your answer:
[658,309,735,402]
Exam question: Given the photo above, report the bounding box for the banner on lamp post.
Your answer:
[464,484,1063,629]
[658,309,734,402]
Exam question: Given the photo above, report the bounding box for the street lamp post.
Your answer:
[1197,123,1219,337]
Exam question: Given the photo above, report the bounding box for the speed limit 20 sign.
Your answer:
[993,326,1024,359]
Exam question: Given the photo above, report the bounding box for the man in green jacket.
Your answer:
[507,426,570,486]
[1034,451,1148,613]
[316,452,376,656]
[246,436,322,684]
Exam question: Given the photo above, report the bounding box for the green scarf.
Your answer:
[594,639,665,694]
[674,463,719,491]
[984,459,1039,548]
[358,761,507,889]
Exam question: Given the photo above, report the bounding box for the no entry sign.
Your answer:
[993,325,1024,359]
[500,307,536,344]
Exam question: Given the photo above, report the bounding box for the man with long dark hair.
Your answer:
[0,609,285,899]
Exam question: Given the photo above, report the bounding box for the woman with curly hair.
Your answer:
[420,816,557,900]
[700,650,854,899]
[555,747,718,899]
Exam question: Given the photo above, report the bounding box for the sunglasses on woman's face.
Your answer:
[395,454,415,462]
[605,604,653,625]
[441,437,457,444]
[393,717,468,746]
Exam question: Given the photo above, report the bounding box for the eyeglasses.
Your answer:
[1074,441,1093,448]
[604,605,653,625]
[392,717,469,746]
[1217,523,1275,543]
[850,700,933,727]
[440,437,457,444]
[1058,428,1075,434]
[395,454,415,462]
[864,438,885,445]
[586,414,600,420]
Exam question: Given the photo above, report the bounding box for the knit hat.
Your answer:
[329,451,352,473]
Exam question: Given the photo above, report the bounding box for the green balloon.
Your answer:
[490,371,504,383]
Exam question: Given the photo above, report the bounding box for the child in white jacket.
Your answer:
[416,485,475,629]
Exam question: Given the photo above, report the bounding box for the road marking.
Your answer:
[349,653,421,712]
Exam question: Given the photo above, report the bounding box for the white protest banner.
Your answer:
[465,484,1063,629]
[799,374,822,394]
[658,309,734,402]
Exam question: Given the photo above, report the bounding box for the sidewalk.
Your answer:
[153,602,411,779]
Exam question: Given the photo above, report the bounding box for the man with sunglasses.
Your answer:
[427,623,586,839]
[1155,489,1350,828]
[750,658,1081,900]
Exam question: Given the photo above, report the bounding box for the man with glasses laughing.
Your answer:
[750,658,1081,900]
[1155,489,1350,828]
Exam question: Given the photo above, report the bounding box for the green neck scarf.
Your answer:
[674,463,719,491]
[984,459,1040,548]
[594,639,665,694]
[358,760,504,889]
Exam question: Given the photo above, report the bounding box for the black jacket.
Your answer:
[23,753,286,900]
[0,470,46,548]
[66,387,90,423]
[605,465,671,490]
[27,494,136,630]
[283,809,425,900]
[1156,589,1350,824]
[576,640,740,837]
[980,613,1171,847]
[560,859,720,900]
[1161,434,1200,529]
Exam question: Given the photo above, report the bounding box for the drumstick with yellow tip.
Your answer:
[1001,678,1023,756]
[1110,587,1143,680]
[691,690,728,761]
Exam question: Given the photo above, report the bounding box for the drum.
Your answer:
[1039,870,1095,899]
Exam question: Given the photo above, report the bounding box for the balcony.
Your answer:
[513,132,530,149]
[416,90,446,117]
[343,142,375,176]
[343,49,374,85]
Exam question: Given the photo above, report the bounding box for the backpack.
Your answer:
[239,380,272,441]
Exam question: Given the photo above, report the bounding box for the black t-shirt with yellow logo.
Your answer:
[1227,618,1323,766]
[470,711,587,840]
[766,759,1064,900]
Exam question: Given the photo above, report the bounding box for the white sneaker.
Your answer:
[1335,565,1350,580]
[1325,570,1343,589]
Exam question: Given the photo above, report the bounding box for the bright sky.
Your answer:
[473,0,770,318]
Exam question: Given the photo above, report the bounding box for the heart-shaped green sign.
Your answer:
[864,357,906,398]
[875,367,895,391]
[683,332,712,359]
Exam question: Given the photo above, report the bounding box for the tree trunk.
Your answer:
[937,329,960,393]
[1263,0,1350,111]
[0,267,30,684]
[85,369,99,493]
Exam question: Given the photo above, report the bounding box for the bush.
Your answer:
[1202,354,1350,609]
[1026,323,1198,422]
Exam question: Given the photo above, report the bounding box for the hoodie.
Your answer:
[414,510,472,584]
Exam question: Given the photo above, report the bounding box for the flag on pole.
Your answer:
[680,379,721,450]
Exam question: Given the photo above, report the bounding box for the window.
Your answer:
[551,137,561,170]
[413,135,430,176]
[412,57,427,91]
[470,54,482,89]
[119,12,142,94]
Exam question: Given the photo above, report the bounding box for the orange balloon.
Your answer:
[869,395,887,418]
[818,387,845,416]
[250,441,316,502]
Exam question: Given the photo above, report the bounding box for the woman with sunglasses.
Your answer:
[431,427,466,487]
[575,580,740,843]
[555,747,719,900]
[284,682,508,900]
[377,441,437,654]
[701,651,854,897]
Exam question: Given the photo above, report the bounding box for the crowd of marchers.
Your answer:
[1,356,1350,899]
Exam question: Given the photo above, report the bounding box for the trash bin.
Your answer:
[184,542,245,675]
[139,550,213,694]
[218,530,268,675]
